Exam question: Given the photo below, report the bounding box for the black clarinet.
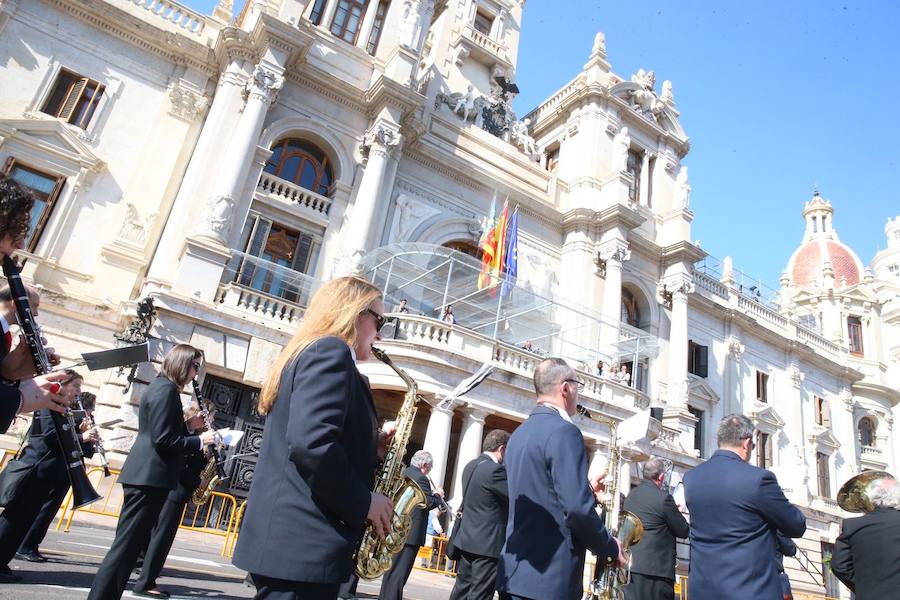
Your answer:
[77,395,111,477]
[192,379,225,480]
[2,256,101,508]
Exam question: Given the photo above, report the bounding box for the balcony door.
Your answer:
[238,214,316,303]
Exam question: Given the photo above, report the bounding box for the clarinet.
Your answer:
[2,256,101,508]
[76,395,111,477]
[193,379,225,480]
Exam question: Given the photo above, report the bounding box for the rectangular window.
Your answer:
[821,542,841,598]
[365,0,389,55]
[647,155,655,208]
[626,149,642,204]
[756,432,771,468]
[814,396,831,428]
[756,371,768,403]
[816,452,831,497]
[3,159,65,252]
[238,214,317,303]
[688,406,704,457]
[847,316,864,355]
[545,146,560,172]
[309,0,327,24]
[687,340,708,378]
[41,69,105,129]
[330,0,367,44]
[472,9,493,35]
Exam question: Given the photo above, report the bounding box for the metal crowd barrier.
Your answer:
[47,465,241,554]
[412,534,456,576]
[221,500,247,558]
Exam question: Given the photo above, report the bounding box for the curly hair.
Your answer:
[0,174,34,242]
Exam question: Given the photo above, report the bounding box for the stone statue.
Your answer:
[630,68,656,90]
[661,80,674,104]
[454,85,476,120]
[510,118,539,160]
[612,126,631,173]
[592,32,606,56]
[675,166,691,208]
[398,0,423,49]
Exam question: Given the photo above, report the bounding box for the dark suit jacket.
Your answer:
[118,376,201,490]
[497,405,618,600]
[232,336,379,584]
[453,454,509,558]
[404,464,441,547]
[831,506,900,599]
[623,479,688,579]
[684,450,806,600]
[0,325,19,434]
[19,409,95,484]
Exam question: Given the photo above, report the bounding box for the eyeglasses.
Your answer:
[191,362,202,371]
[363,308,387,332]
[563,378,584,390]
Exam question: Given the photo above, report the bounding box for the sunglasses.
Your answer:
[563,378,585,390]
[363,308,387,332]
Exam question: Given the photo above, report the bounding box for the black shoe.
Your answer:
[14,551,47,563]
[132,588,170,598]
[0,566,21,583]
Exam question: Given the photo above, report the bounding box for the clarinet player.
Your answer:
[232,276,395,600]
[87,345,217,600]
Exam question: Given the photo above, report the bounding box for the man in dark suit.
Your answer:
[449,429,510,600]
[378,450,444,600]
[774,531,797,600]
[831,476,900,600]
[684,414,806,600]
[88,345,216,600]
[497,357,624,600]
[622,457,689,600]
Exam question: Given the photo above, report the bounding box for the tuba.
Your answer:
[837,470,895,513]
[577,404,644,600]
[354,346,427,579]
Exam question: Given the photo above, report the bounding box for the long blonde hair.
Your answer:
[258,276,382,415]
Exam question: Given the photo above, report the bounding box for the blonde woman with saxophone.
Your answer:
[233,277,395,600]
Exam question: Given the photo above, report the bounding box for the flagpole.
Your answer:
[440,256,454,316]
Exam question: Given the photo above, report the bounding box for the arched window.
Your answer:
[621,288,641,327]
[858,416,877,447]
[443,240,479,259]
[265,139,334,197]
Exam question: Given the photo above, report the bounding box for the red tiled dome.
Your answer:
[788,239,861,288]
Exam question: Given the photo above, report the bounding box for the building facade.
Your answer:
[0,0,897,597]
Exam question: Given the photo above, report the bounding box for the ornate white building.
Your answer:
[0,0,897,597]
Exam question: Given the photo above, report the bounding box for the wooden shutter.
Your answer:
[697,344,708,378]
[238,215,272,286]
[57,78,88,121]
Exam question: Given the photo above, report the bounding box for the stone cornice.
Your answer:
[253,12,316,69]
[365,74,427,119]
[213,26,259,68]
[286,67,366,113]
[660,240,707,268]
[43,0,216,74]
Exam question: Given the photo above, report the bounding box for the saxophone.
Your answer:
[353,346,427,579]
[577,404,644,600]
[191,379,226,505]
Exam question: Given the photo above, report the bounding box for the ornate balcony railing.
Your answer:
[256,172,333,224]
[215,251,320,327]
[127,0,206,34]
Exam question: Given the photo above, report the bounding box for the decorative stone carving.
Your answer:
[434,85,486,125]
[204,194,235,241]
[727,336,744,359]
[453,45,470,66]
[661,80,675,104]
[117,203,158,245]
[481,76,518,140]
[247,64,284,105]
[394,193,441,241]
[674,165,691,209]
[168,81,210,121]
[631,68,656,90]
[398,0,431,49]
[612,126,631,172]
[789,365,803,388]
[509,118,539,161]
[627,69,665,122]
[592,31,606,56]
[363,123,401,160]
[598,240,631,264]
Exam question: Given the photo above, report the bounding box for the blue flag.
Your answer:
[501,208,518,297]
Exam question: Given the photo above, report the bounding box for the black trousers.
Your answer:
[623,573,675,600]
[337,572,359,598]
[377,543,418,600]
[87,485,168,600]
[0,472,61,566]
[19,480,69,553]
[449,550,499,600]
[133,483,192,591]
[251,573,340,600]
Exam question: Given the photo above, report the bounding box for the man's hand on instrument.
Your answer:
[589,472,608,503]
[79,419,91,433]
[378,420,397,460]
[611,537,627,568]
[199,430,218,446]
[1,335,39,380]
[367,492,394,539]
[17,372,69,414]
[82,428,101,443]
[433,487,444,498]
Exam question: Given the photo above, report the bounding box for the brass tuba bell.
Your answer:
[836,470,895,513]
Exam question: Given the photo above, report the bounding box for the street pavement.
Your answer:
[0,517,458,599]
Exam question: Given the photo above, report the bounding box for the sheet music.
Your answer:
[216,428,244,447]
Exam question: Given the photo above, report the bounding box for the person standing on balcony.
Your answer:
[87,345,217,600]
[442,305,456,325]
[232,277,394,600]
[130,405,207,598]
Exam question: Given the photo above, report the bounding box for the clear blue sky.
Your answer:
[183,0,898,287]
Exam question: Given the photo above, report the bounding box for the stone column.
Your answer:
[318,0,340,28]
[598,241,630,350]
[171,63,283,300]
[334,122,401,275]
[723,336,744,415]
[639,153,651,206]
[355,0,382,50]
[422,403,456,489]
[666,280,692,408]
[450,408,487,502]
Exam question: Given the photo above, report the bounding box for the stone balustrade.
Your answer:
[128,0,206,34]
[215,283,304,328]
[256,172,333,224]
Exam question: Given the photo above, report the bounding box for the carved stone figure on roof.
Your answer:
[631,68,656,90]
[675,165,691,209]
[661,80,675,104]
[510,118,539,160]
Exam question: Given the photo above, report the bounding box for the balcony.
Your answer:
[255,172,333,227]
[453,25,511,70]
[215,251,320,330]
[859,444,888,469]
